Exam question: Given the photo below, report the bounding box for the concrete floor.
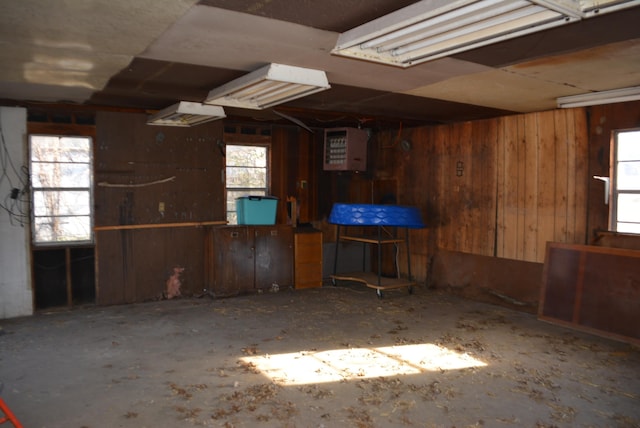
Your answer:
[1,285,639,428]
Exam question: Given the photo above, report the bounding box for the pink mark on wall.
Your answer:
[166,266,184,299]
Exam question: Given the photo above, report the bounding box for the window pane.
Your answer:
[618,131,640,161]
[226,145,267,167]
[31,136,91,162]
[617,193,640,223]
[617,161,640,190]
[34,215,92,243]
[227,166,267,188]
[617,222,640,234]
[31,162,91,188]
[34,190,91,216]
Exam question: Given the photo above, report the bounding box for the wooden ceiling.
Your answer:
[1,0,639,128]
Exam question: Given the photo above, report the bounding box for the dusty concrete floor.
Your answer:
[1,285,639,428]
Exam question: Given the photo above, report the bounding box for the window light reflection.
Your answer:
[240,343,487,385]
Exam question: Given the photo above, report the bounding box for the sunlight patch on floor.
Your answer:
[241,343,487,385]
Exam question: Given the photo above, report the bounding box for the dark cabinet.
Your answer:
[210,225,293,296]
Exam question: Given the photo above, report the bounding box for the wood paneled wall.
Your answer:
[93,114,318,304]
[82,102,640,305]
[94,112,225,304]
[95,112,225,225]
[271,126,320,225]
[374,108,590,267]
[495,109,589,261]
[326,102,640,300]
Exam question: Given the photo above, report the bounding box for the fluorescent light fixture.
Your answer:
[332,0,640,67]
[147,101,226,127]
[205,63,330,110]
[332,0,581,67]
[557,86,640,108]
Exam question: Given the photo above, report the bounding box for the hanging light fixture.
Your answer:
[331,0,640,68]
[204,63,330,110]
[557,86,640,108]
[147,102,226,127]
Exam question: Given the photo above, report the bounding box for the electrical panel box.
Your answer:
[323,127,368,172]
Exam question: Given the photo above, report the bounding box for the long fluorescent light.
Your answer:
[331,0,640,68]
[205,63,330,110]
[147,102,226,127]
[557,86,640,108]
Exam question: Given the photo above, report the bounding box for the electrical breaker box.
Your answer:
[323,127,368,172]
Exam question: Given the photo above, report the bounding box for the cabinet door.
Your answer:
[211,226,254,296]
[254,225,293,289]
[294,231,323,289]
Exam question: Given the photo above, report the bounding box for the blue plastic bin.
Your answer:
[236,196,278,225]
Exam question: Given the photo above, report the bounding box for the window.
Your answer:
[30,135,93,244]
[225,144,269,224]
[611,129,640,234]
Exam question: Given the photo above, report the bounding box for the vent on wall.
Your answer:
[323,127,369,172]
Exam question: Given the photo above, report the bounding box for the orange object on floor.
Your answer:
[0,397,23,428]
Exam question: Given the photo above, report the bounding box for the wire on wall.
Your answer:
[0,114,30,227]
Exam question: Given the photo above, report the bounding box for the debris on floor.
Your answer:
[0,286,638,427]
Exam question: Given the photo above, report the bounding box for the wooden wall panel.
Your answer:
[514,114,528,260]
[370,109,590,266]
[94,111,223,304]
[523,112,540,261]
[432,249,543,313]
[491,110,589,263]
[271,125,320,225]
[96,227,206,304]
[570,108,588,243]
[270,126,289,224]
[95,111,225,226]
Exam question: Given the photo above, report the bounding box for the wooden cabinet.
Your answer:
[294,230,323,289]
[209,225,293,296]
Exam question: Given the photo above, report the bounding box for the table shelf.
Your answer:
[331,225,414,298]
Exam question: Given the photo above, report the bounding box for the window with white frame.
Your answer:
[225,144,269,224]
[611,129,640,234]
[29,135,93,244]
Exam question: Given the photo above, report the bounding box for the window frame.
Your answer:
[609,127,640,234]
[29,134,94,246]
[224,142,271,225]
